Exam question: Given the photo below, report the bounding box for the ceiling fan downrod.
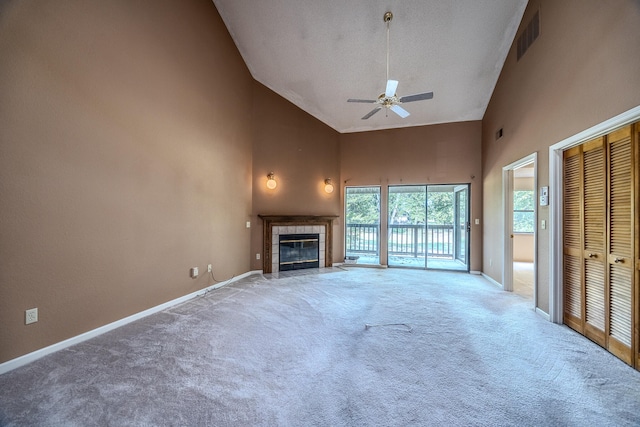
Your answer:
[384,12,392,83]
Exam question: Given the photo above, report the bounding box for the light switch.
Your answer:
[541,220,546,229]
[475,219,480,225]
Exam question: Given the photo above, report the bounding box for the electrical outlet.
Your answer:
[246,221,251,228]
[207,264,212,273]
[190,267,199,278]
[25,308,38,325]
[256,253,261,260]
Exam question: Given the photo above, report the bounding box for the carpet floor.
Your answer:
[1,268,639,426]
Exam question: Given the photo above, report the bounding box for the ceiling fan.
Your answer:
[348,11,434,120]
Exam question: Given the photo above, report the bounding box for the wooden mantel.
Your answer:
[258,215,339,273]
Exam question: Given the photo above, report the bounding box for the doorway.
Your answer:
[512,164,535,299]
[502,154,537,304]
[387,184,469,271]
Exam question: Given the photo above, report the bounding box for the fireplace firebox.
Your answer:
[279,234,320,271]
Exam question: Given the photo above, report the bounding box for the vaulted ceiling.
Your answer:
[212,0,528,134]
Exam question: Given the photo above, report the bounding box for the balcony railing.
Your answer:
[345,224,379,254]
[346,223,455,258]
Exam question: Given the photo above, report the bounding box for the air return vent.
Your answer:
[516,10,540,61]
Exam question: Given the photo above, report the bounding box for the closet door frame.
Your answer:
[549,107,640,369]
[550,106,640,324]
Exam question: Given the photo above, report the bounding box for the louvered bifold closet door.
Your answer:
[583,138,606,346]
[635,124,640,370]
[563,146,584,332]
[606,125,634,365]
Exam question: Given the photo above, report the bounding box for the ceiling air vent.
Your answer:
[516,10,540,61]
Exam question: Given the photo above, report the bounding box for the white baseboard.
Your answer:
[481,273,503,289]
[535,307,551,321]
[0,270,261,375]
[470,270,482,275]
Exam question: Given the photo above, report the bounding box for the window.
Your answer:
[513,190,535,233]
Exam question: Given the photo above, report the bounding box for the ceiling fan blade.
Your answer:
[362,107,382,120]
[385,79,399,98]
[399,92,434,103]
[347,98,377,103]
[390,104,410,118]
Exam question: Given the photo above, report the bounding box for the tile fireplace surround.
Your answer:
[258,215,338,273]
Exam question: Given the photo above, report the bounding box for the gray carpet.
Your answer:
[1,268,639,426]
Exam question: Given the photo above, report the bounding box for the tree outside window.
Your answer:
[513,190,535,233]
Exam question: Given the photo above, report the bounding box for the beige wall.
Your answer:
[513,234,535,262]
[250,82,342,271]
[339,121,483,271]
[0,0,253,363]
[514,176,533,191]
[5,0,639,366]
[482,0,640,313]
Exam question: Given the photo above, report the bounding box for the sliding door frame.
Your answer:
[386,184,470,271]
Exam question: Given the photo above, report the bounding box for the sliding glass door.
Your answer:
[388,184,469,271]
[345,186,381,265]
[388,186,426,268]
[454,185,469,265]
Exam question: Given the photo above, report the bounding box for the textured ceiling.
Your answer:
[212,0,528,134]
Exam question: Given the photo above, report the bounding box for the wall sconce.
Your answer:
[266,172,277,190]
[324,179,334,193]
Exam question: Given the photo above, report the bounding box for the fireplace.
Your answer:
[258,215,338,273]
[279,234,320,271]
